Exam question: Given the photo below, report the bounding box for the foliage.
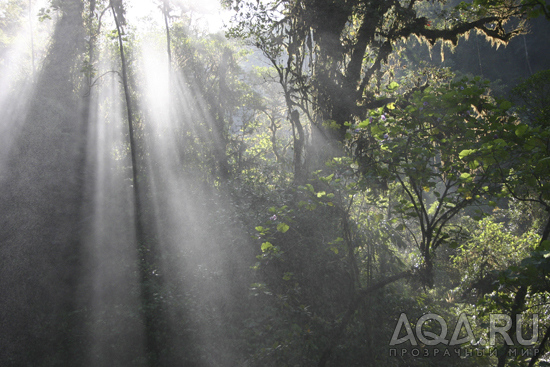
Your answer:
[0,0,25,52]
[454,216,537,296]
[447,69,550,367]
[2,0,550,366]
[349,72,512,285]
[467,69,550,231]
[225,0,531,154]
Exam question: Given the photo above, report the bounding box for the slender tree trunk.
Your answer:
[111,5,162,365]
[163,0,172,68]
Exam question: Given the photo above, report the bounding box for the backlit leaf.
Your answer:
[261,242,273,252]
[277,223,290,233]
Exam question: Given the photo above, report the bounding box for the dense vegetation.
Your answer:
[0,0,550,366]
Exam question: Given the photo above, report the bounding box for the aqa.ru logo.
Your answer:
[390,313,539,346]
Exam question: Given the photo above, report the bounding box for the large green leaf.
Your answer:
[277,223,290,233]
[515,124,529,137]
[261,241,273,252]
[459,149,476,159]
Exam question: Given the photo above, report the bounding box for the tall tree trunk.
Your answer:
[111,4,162,365]
[0,0,86,364]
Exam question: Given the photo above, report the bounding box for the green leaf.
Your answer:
[329,237,344,245]
[277,223,290,233]
[387,81,399,91]
[468,160,480,170]
[321,173,334,183]
[261,242,273,252]
[358,119,370,128]
[427,201,439,215]
[515,124,529,137]
[371,124,385,137]
[459,149,476,159]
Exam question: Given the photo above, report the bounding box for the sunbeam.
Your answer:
[0,0,52,174]
[137,28,251,364]
[80,47,145,364]
[2,0,546,366]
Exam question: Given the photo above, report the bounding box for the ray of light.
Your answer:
[0,0,52,174]
[136,31,252,365]
[79,45,146,364]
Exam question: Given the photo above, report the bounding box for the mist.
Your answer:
[1,0,550,366]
